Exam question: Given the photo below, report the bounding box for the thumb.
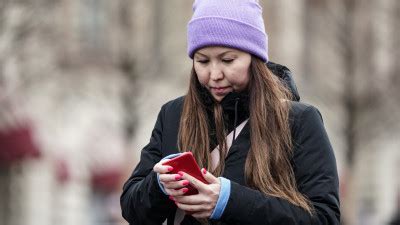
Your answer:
[201,168,219,184]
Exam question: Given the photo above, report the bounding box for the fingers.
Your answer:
[173,194,203,204]
[169,170,221,219]
[201,168,219,184]
[159,173,183,183]
[159,172,190,191]
[173,189,217,205]
[165,187,189,197]
[153,159,173,174]
[172,195,215,219]
[175,201,215,214]
[162,179,190,190]
[179,170,220,193]
[179,172,208,191]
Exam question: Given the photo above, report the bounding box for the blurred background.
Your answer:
[0,0,399,225]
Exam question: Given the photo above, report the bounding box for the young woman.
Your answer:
[120,0,340,224]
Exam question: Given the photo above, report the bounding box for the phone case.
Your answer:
[162,152,208,195]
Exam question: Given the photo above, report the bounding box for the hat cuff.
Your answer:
[188,17,268,62]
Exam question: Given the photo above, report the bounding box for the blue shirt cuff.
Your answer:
[156,153,182,195]
[210,177,231,220]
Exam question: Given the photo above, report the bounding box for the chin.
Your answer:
[212,95,225,102]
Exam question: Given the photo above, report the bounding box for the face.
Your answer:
[194,46,251,102]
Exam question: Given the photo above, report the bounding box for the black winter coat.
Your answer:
[120,62,340,225]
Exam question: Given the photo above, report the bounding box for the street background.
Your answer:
[1,1,399,225]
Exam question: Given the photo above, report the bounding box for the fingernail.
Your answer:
[182,180,189,186]
[178,171,184,176]
[182,188,189,193]
[201,168,207,175]
[167,167,174,172]
[169,196,174,201]
[175,174,182,181]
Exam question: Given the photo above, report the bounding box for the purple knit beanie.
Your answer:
[187,0,268,62]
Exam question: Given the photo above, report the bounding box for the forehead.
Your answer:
[195,46,246,56]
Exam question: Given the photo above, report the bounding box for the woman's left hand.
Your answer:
[172,169,221,218]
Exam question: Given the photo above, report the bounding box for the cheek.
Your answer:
[231,70,250,89]
[195,68,208,85]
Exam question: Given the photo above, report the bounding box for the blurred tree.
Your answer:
[1,1,138,225]
[299,0,400,224]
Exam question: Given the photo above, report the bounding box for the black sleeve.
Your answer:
[120,105,175,225]
[218,106,340,225]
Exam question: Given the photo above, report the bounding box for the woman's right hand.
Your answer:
[153,160,190,197]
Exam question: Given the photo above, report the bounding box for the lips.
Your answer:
[211,86,230,95]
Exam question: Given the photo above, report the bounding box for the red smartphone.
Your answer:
[162,152,208,195]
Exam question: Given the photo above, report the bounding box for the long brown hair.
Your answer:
[178,56,313,214]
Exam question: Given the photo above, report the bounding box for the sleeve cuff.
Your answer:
[157,153,182,195]
[210,177,231,220]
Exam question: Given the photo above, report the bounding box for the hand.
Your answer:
[172,169,221,218]
[153,159,189,196]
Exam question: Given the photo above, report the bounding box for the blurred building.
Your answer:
[1,1,133,225]
[0,1,399,225]
[264,1,400,225]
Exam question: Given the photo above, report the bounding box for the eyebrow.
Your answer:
[195,50,235,57]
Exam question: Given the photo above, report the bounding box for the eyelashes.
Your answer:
[195,59,234,64]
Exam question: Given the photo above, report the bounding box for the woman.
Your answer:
[120,0,340,224]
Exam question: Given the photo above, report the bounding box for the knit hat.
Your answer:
[187,0,268,62]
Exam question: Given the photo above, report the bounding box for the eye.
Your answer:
[222,58,234,63]
[196,60,209,64]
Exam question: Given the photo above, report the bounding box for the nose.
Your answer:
[209,64,223,81]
